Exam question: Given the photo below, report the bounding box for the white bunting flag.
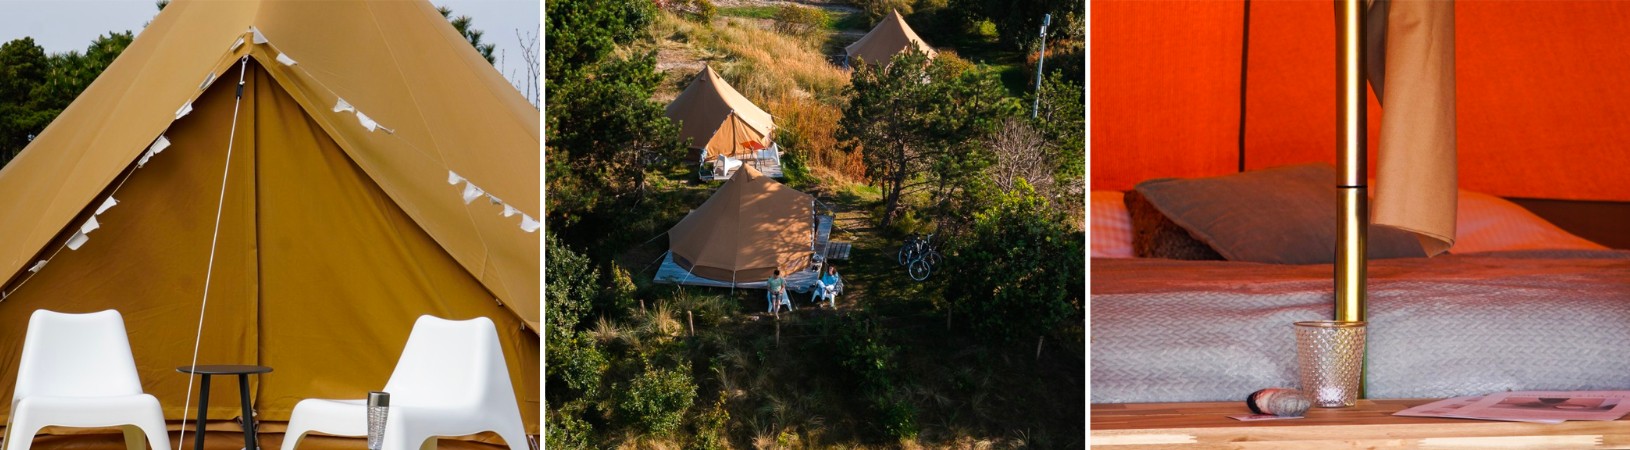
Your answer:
[447,170,463,185]
[250,26,268,44]
[230,36,245,51]
[27,260,47,273]
[333,98,354,113]
[275,52,297,66]
[96,197,119,215]
[462,183,484,205]
[487,194,502,205]
[81,216,100,234]
[176,101,194,119]
[520,214,541,233]
[150,135,171,155]
[356,112,379,132]
[66,231,89,250]
[137,150,153,168]
[502,204,518,218]
[199,72,216,90]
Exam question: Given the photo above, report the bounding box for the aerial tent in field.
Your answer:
[0,0,539,439]
[665,65,781,179]
[845,9,937,68]
[656,165,819,289]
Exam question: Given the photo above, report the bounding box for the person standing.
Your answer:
[766,269,790,313]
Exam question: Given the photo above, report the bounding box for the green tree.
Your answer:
[838,50,1011,227]
[545,52,684,235]
[0,38,54,166]
[1033,70,1084,185]
[437,5,497,65]
[857,0,914,23]
[944,179,1083,342]
[955,0,1081,51]
[545,0,656,86]
[36,32,134,109]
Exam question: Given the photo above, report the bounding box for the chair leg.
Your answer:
[279,431,305,450]
[136,409,172,450]
[496,426,531,450]
[119,423,142,450]
[2,417,40,450]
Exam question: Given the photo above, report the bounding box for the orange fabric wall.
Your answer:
[1090,0,1242,190]
[1094,0,1630,201]
[1457,1,1630,201]
[1240,1,1382,173]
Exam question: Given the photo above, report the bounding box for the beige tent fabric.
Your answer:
[0,0,538,432]
[1373,0,1456,256]
[845,9,938,67]
[669,165,814,282]
[666,66,775,160]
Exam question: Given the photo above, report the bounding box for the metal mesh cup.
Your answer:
[367,391,390,450]
[1294,321,1366,408]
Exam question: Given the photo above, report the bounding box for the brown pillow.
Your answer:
[1133,163,1425,264]
[1124,189,1225,260]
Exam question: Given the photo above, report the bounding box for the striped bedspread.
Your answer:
[1091,250,1630,404]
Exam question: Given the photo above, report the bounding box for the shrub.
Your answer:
[664,0,716,23]
[773,4,828,37]
[688,391,732,450]
[825,314,917,440]
[545,233,598,336]
[596,263,638,320]
[545,402,596,450]
[876,392,919,440]
[617,361,698,435]
[546,331,608,399]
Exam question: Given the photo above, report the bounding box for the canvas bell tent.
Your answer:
[665,165,814,284]
[845,9,938,68]
[666,65,776,164]
[0,0,539,438]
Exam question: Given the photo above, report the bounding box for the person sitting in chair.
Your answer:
[767,269,791,313]
[813,265,841,309]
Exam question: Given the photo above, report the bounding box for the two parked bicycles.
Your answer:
[897,233,941,281]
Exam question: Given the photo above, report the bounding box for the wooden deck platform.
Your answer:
[652,251,819,292]
[653,213,837,292]
[699,150,782,181]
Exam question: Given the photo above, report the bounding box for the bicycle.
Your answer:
[897,233,936,266]
[897,234,941,281]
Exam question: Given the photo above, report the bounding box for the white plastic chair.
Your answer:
[3,310,170,450]
[713,155,743,179]
[281,316,528,450]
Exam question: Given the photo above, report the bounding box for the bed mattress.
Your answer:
[1090,250,1630,403]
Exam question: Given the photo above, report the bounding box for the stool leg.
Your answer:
[239,374,257,450]
[196,375,211,450]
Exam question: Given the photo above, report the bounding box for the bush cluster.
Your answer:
[773,5,828,37]
[616,361,699,435]
[827,315,919,440]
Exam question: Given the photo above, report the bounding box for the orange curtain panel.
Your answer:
[1094,0,1630,202]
